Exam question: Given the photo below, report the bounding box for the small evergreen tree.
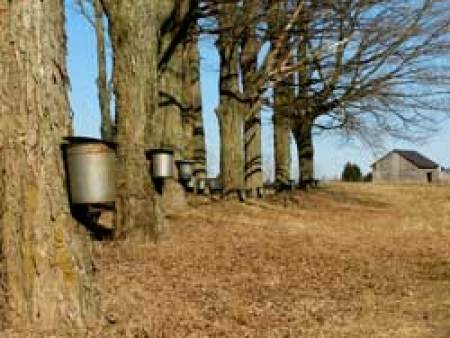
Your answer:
[342,162,362,182]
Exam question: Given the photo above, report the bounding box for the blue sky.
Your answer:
[65,1,450,180]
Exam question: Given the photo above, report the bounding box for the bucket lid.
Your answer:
[63,136,117,149]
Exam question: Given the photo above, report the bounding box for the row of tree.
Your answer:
[208,0,450,191]
[0,0,449,332]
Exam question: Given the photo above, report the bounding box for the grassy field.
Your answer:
[5,183,449,337]
[86,183,449,337]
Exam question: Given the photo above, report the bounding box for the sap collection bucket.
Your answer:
[146,148,174,179]
[176,160,196,181]
[64,137,116,204]
[197,177,206,192]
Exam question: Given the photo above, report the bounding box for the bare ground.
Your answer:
[86,183,449,337]
[5,183,450,337]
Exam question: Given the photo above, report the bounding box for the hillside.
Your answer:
[6,183,450,337]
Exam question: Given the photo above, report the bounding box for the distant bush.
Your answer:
[363,172,373,182]
[341,162,362,182]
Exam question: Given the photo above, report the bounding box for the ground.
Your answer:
[4,183,449,337]
[88,183,450,337]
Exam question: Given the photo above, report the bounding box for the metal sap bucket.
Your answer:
[64,137,116,204]
[146,148,174,179]
[186,177,196,190]
[176,160,196,181]
[208,178,223,193]
[197,178,206,192]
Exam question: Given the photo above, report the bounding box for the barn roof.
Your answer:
[372,149,439,169]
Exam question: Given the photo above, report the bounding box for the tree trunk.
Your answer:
[94,0,114,141]
[217,101,244,194]
[216,4,245,195]
[0,0,97,330]
[293,117,315,186]
[244,109,262,192]
[273,84,293,186]
[183,33,206,179]
[241,1,263,194]
[294,11,314,187]
[102,1,164,240]
[158,0,188,210]
[269,1,294,188]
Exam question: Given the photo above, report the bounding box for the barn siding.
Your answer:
[439,171,450,183]
[373,153,439,183]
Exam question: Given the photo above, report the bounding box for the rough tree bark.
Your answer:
[0,0,97,330]
[102,0,165,240]
[244,108,262,193]
[241,0,263,194]
[183,32,206,180]
[157,0,188,210]
[94,0,114,141]
[293,116,314,186]
[216,3,245,195]
[273,83,293,186]
[269,0,294,188]
[293,10,314,187]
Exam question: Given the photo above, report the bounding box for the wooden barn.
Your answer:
[371,150,440,183]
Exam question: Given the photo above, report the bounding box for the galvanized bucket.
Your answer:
[208,178,223,192]
[197,177,206,191]
[145,148,174,179]
[176,160,196,181]
[186,177,196,190]
[64,137,116,204]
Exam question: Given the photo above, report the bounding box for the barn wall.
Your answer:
[373,152,400,182]
[373,153,439,183]
[439,171,450,184]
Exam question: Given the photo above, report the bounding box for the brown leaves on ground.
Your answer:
[88,183,449,337]
[3,183,448,337]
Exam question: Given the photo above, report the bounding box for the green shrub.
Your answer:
[341,162,362,182]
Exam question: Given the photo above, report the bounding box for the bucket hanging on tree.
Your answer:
[63,136,117,204]
[145,148,174,179]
